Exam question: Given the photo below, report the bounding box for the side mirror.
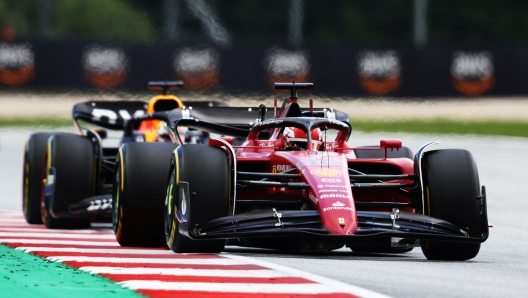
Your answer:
[380,139,402,150]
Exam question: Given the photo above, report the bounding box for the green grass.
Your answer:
[2,117,528,138]
[350,118,528,138]
[0,118,72,128]
[0,244,141,298]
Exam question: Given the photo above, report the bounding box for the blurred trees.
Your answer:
[1,0,528,45]
[0,0,155,42]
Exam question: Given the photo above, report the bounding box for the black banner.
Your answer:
[1,39,528,97]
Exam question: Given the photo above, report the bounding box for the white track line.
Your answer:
[0,211,389,297]
[0,227,113,234]
[225,254,391,298]
[79,267,287,278]
[120,281,349,294]
[15,247,174,254]
[48,256,249,265]
[0,239,120,246]
[0,232,116,239]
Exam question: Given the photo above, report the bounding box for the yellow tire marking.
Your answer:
[173,149,179,185]
[118,148,125,191]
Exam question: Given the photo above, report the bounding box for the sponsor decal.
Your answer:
[296,161,307,169]
[91,108,144,125]
[357,50,402,95]
[174,48,219,89]
[273,164,293,173]
[319,189,339,193]
[323,206,353,212]
[309,192,318,204]
[87,199,112,211]
[259,119,283,126]
[318,184,347,188]
[83,45,128,88]
[321,178,342,183]
[320,194,351,200]
[310,169,342,177]
[327,119,348,128]
[0,41,35,86]
[265,48,309,88]
[298,160,344,169]
[181,190,187,215]
[451,51,494,96]
[250,180,281,185]
[325,143,339,150]
[332,201,345,207]
[259,142,275,147]
[301,156,340,160]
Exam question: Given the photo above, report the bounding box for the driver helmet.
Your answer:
[284,127,322,150]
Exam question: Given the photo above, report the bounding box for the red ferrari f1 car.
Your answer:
[114,82,489,260]
[22,81,224,229]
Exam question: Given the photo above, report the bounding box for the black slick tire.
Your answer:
[165,144,229,253]
[113,142,176,247]
[420,149,482,261]
[43,134,92,229]
[22,133,53,224]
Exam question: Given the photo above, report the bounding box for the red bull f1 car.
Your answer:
[114,82,489,260]
[22,81,224,229]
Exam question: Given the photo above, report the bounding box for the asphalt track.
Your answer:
[1,128,528,297]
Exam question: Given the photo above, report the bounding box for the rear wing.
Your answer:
[73,100,229,130]
[73,101,147,130]
[166,105,349,128]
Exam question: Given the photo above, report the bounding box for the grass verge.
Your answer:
[0,118,72,128]
[351,118,528,138]
[0,244,141,298]
[1,117,528,138]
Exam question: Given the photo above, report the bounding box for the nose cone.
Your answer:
[297,156,358,235]
[315,191,358,235]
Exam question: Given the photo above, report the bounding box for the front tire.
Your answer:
[113,142,176,246]
[420,149,483,261]
[165,144,229,253]
[22,133,52,224]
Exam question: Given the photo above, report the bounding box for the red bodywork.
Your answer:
[220,97,415,236]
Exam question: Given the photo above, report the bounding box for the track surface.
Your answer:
[1,128,528,297]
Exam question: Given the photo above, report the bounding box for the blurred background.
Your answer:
[2,0,528,96]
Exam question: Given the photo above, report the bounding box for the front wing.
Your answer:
[176,183,489,245]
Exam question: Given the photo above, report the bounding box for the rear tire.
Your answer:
[113,142,176,246]
[420,149,482,261]
[165,144,229,253]
[354,145,413,159]
[22,133,52,224]
[43,134,92,229]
